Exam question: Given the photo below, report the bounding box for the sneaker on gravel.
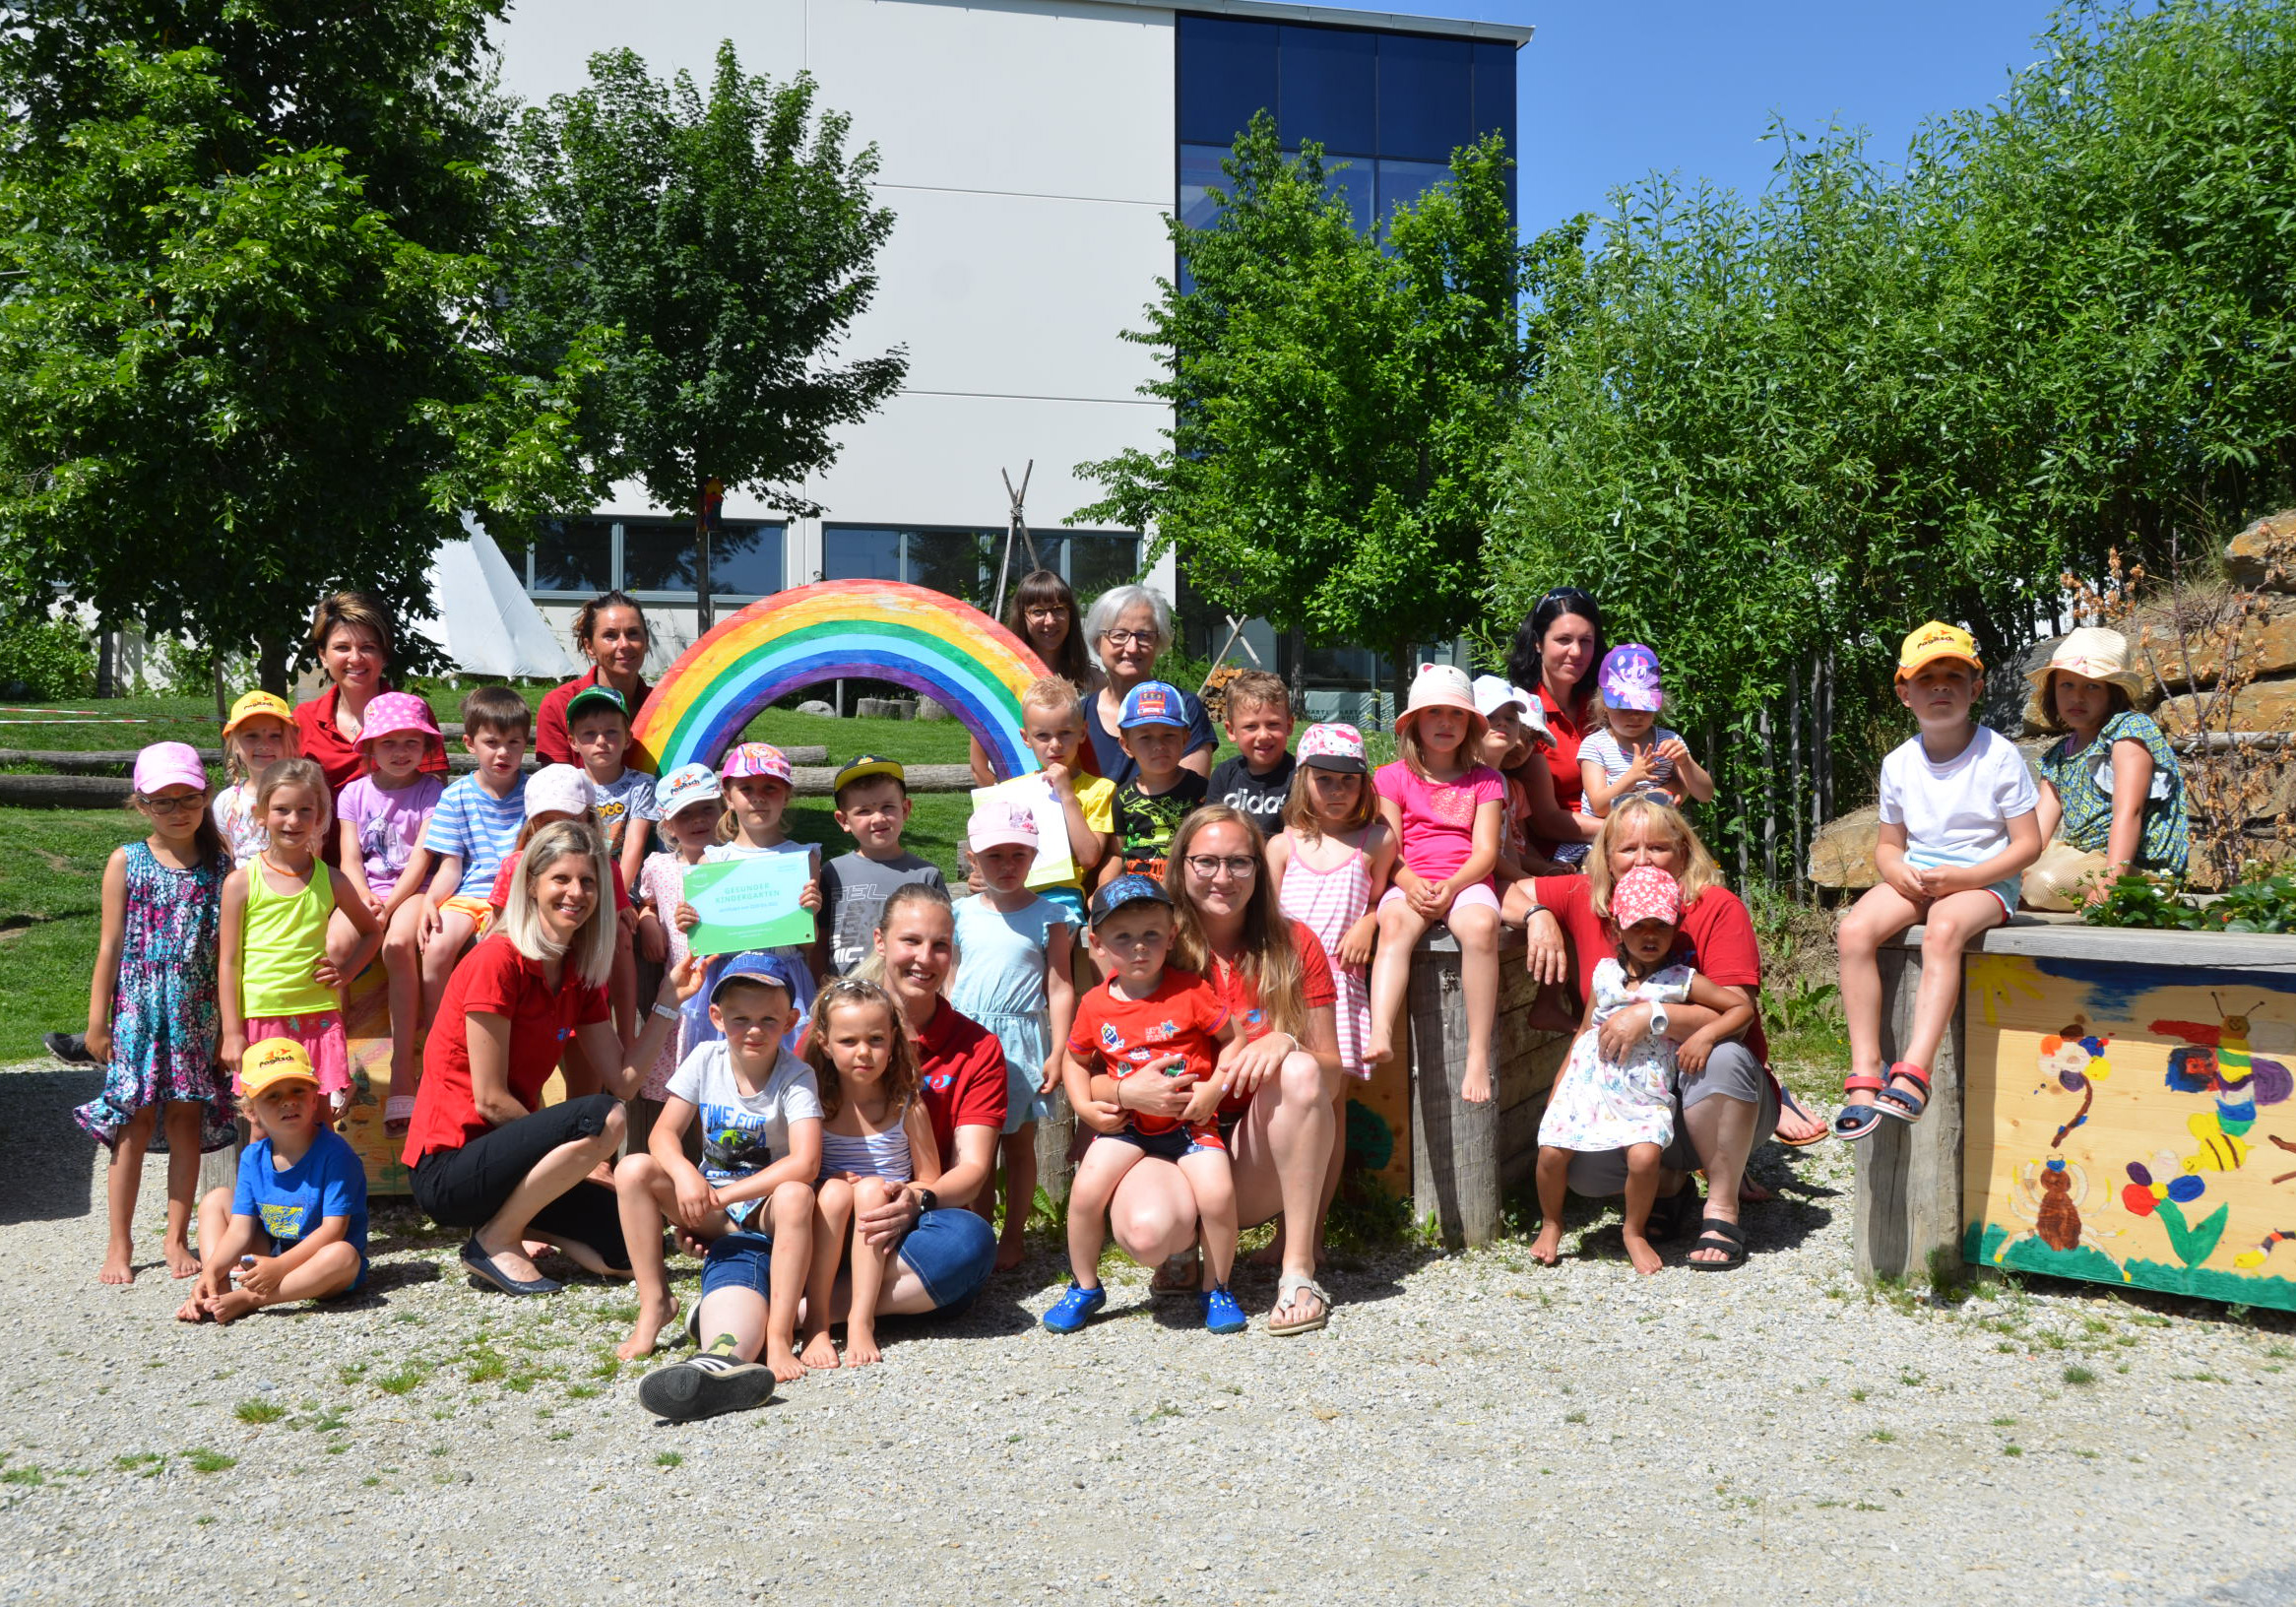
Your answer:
[42,1032,93,1065]
[636,1342,777,1422]
[1042,1282,1108,1333]
[1202,1284,1246,1334]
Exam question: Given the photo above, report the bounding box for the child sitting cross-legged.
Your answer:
[1049,874,1246,1336]
[176,1040,367,1324]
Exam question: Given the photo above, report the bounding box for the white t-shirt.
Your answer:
[1877,726,2038,868]
[666,1042,823,1219]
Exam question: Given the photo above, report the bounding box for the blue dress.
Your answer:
[949,892,1070,1133]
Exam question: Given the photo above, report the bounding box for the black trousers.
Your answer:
[411,1093,629,1269]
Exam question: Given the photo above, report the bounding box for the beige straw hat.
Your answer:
[2023,626,2147,731]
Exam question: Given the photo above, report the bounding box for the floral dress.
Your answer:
[2038,709,2189,875]
[73,842,236,1153]
[1537,958,1693,1153]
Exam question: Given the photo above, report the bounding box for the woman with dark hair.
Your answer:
[1504,587,1606,864]
[292,592,448,797]
[537,591,656,770]
[970,570,1104,785]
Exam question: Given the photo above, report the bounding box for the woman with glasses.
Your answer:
[1078,584,1217,785]
[1503,587,1607,865]
[1070,805,1343,1333]
[970,569,1105,785]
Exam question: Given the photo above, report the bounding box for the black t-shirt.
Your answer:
[1085,691,1217,786]
[1114,772,1209,880]
[1207,753,1296,836]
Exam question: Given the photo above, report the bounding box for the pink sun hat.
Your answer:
[1396,663,1487,739]
[719,742,793,785]
[1611,864,1683,929]
[355,691,442,746]
[967,802,1041,854]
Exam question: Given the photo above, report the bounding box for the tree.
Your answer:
[1074,114,1546,688]
[502,43,907,629]
[0,1,596,692]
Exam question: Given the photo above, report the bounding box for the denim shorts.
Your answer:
[698,1231,776,1302]
[894,1207,994,1314]
[1103,1122,1224,1161]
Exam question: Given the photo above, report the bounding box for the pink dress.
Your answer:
[1276,828,1373,1079]
[636,850,697,1099]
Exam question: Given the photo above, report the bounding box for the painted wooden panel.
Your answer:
[335,963,410,1196]
[1962,950,2296,1312]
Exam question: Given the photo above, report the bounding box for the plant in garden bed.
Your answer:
[2082,869,2296,933]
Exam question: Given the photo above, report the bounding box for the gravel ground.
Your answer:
[2,1057,2292,1607]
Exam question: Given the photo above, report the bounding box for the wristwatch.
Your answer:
[1646,1002,1671,1041]
[651,1001,679,1021]
[913,1187,938,1215]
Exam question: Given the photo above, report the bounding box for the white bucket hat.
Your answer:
[2024,626,2147,730]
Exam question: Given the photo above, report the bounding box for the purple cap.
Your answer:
[1599,644,1664,713]
[720,742,793,785]
[133,741,208,797]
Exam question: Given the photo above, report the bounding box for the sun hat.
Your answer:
[1117,681,1188,730]
[1396,664,1486,739]
[720,742,793,785]
[133,740,208,797]
[2022,626,2147,729]
[1089,872,1173,928]
[967,802,1041,854]
[655,761,723,820]
[222,690,293,739]
[1896,621,1983,682]
[1297,722,1368,774]
[355,690,441,746]
[1598,645,1665,714]
[240,1037,320,1096]
[525,763,596,821]
[563,683,628,725]
[834,753,906,794]
[1611,865,1683,930]
[1470,675,1529,721]
[710,951,805,1004]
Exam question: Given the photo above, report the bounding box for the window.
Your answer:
[1065,533,1141,601]
[532,519,613,597]
[828,526,1137,607]
[1179,144,1231,232]
[907,529,989,607]
[708,525,784,599]
[1178,17,1278,147]
[1375,159,1452,226]
[824,527,902,584]
[1374,34,1474,161]
[1276,25,1375,155]
[619,523,695,596]
[526,517,785,601]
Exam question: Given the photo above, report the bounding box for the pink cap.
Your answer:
[1611,865,1682,929]
[967,802,1041,854]
[1296,722,1367,773]
[356,691,441,746]
[719,742,793,785]
[525,763,596,821]
[133,741,208,797]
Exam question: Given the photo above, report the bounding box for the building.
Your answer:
[492,0,1530,688]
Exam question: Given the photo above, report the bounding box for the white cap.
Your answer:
[1471,675,1530,720]
[525,763,596,821]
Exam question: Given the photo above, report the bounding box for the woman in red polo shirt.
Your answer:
[1072,805,1342,1335]
[536,592,655,770]
[402,820,688,1296]
[292,592,448,799]
[1503,587,1605,865]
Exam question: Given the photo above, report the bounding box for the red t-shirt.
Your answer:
[1531,873,1769,1065]
[1529,682,1593,853]
[293,684,449,797]
[536,667,654,771]
[1068,970,1230,1136]
[402,933,610,1168]
[486,850,632,911]
[1199,923,1336,1116]
[913,1000,1007,1165]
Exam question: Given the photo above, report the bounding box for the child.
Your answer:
[1104,681,1208,884]
[1529,867,1754,1276]
[334,692,445,1133]
[219,758,381,1121]
[676,743,821,1054]
[2027,626,2189,893]
[563,682,660,895]
[632,762,724,1139]
[212,690,298,868]
[176,1040,367,1323]
[613,953,822,1374]
[1013,675,1116,927]
[948,804,1077,1270]
[818,755,946,976]
[1206,670,1297,835]
[485,764,643,1041]
[1836,622,2042,1140]
[1473,676,1562,884]
[1267,723,1394,1238]
[1047,875,1246,1335]
[1577,644,1714,819]
[75,742,238,1284]
[416,684,530,1031]
[800,976,943,1369]
[1365,664,1505,1103]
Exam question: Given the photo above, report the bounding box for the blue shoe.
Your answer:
[1042,1282,1107,1333]
[1202,1284,1246,1334]
[461,1236,561,1297]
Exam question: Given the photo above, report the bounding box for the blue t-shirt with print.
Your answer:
[233,1128,369,1277]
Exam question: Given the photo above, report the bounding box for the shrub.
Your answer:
[0,608,94,699]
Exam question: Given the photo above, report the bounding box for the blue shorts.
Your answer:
[698,1231,776,1302]
[1103,1123,1223,1162]
[264,1235,367,1295]
[1906,850,2019,919]
[894,1207,994,1314]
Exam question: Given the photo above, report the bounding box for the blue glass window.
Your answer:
[1178,17,1278,146]
[709,524,784,598]
[1277,26,1375,155]
[618,522,694,595]
[825,527,900,584]
[1374,159,1452,227]
[1375,34,1473,161]
[907,529,988,605]
[1179,143,1230,232]
[532,518,611,596]
[1472,39,1518,217]
[1066,533,1141,600]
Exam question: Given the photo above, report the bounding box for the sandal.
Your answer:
[383,1093,417,1136]
[1687,1217,1748,1271]
[1775,1086,1828,1148]
[1150,1250,1201,1297]
[1832,1073,1886,1141]
[1875,1062,1931,1124]
[1267,1274,1331,1336]
[1646,1179,1700,1243]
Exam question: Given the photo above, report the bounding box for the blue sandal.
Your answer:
[1875,1062,1932,1124]
[1202,1284,1246,1334]
[1832,1074,1887,1141]
[1042,1282,1108,1333]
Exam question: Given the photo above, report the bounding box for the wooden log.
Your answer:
[1854,933,1965,1285]
[1406,930,1501,1249]
[1034,1087,1075,1205]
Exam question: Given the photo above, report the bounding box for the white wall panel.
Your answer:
[492,1,807,102]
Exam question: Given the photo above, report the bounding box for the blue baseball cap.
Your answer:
[709,951,805,1003]
[1089,873,1174,928]
[1117,680,1188,730]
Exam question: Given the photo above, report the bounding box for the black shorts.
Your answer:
[410,1093,629,1270]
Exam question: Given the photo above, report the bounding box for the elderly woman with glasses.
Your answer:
[1079,584,1217,785]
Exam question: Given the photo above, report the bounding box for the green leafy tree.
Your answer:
[502,43,907,628]
[1075,114,1545,686]
[0,2,597,692]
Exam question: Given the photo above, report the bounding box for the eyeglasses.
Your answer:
[142,793,205,814]
[1100,630,1157,649]
[1024,607,1069,624]
[1184,855,1258,880]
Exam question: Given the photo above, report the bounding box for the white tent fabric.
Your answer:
[414,515,579,679]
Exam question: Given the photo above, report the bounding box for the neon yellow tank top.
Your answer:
[240,856,338,1019]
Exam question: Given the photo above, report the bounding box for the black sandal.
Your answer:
[1688,1217,1748,1271]
[1645,1180,1700,1243]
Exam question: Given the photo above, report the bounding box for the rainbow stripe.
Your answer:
[630,581,1048,776]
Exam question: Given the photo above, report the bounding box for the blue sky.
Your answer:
[1379,0,2067,234]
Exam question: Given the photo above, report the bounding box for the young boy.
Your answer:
[1047,875,1245,1335]
[1835,622,2041,1141]
[1104,682,1209,884]
[1013,676,1116,927]
[622,954,823,1415]
[416,684,530,1022]
[176,1040,367,1324]
[563,683,659,895]
[817,755,948,976]
[1205,670,1297,835]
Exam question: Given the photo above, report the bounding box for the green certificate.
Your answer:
[681,854,815,956]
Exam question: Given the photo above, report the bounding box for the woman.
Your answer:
[537,591,655,769]
[1507,797,1781,1268]
[1503,588,1604,863]
[970,569,1105,786]
[292,592,447,796]
[1080,584,1217,785]
[1072,806,1343,1334]
[400,820,687,1295]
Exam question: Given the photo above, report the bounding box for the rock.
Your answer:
[915,695,952,722]
[2133,596,2296,690]
[795,699,836,716]
[854,697,915,720]
[1807,804,1881,890]
[1983,636,2063,738]
[2154,674,2296,737]
[2225,510,2296,593]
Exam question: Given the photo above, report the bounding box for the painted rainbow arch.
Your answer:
[630,581,1049,777]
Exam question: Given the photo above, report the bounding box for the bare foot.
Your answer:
[1738,1177,1775,1204]
[1150,1251,1201,1295]
[843,1326,883,1367]
[99,1244,135,1286]
[1624,1234,1663,1276]
[1460,1065,1493,1104]
[544,1237,631,1280]
[164,1238,201,1279]
[1249,1237,1324,1270]
[208,1287,264,1324]
[521,1239,553,1262]
[995,1234,1028,1271]
[616,1295,678,1361]
[1528,1226,1563,1267]
[174,1293,214,1322]
[798,1330,840,1371]
[764,1341,807,1383]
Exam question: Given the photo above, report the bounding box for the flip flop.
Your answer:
[461,1236,561,1297]
[1688,1217,1748,1271]
[1774,1086,1828,1148]
[1267,1275,1330,1336]
[1149,1250,1201,1297]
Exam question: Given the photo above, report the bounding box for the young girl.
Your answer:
[1473,677,1564,884]
[1530,866,1754,1275]
[219,759,382,1120]
[1365,665,1505,1103]
[948,804,1077,1270]
[2027,626,2189,895]
[1267,722,1393,1239]
[676,743,821,1055]
[335,692,445,1133]
[212,691,298,868]
[632,763,725,1145]
[1577,644,1714,820]
[798,978,942,1369]
[76,743,239,1283]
